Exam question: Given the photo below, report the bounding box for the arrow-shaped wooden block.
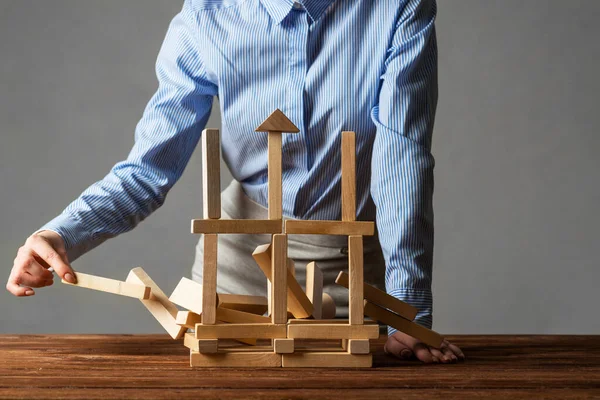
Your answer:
[255,109,299,220]
[253,243,313,319]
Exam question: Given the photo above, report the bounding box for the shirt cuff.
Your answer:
[386,288,433,336]
[38,212,99,263]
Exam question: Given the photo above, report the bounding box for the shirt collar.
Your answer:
[261,0,334,25]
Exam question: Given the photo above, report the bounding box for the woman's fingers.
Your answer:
[384,334,414,360]
[412,342,435,363]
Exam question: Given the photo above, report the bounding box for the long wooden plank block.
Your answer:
[216,307,271,324]
[201,129,221,219]
[335,271,418,321]
[126,267,186,339]
[287,319,378,325]
[306,262,323,319]
[271,234,288,324]
[190,350,282,367]
[202,234,218,324]
[268,132,282,220]
[348,235,364,325]
[364,300,444,348]
[282,352,372,368]
[195,323,287,339]
[341,130,356,221]
[217,293,268,315]
[285,220,374,236]
[252,243,313,319]
[168,277,203,315]
[191,219,282,234]
[61,271,151,299]
[287,324,380,340]
[176,311,202,328]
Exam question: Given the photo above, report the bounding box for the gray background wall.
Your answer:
[1,0,598,334]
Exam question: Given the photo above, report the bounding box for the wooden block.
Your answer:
[168,277,203,315]
[271,234,288,324]
[62,271,150,299]
[191,219,282,234]
[321,292,337,319]
[341,131,356,222]
[184,333,218,353]
[253,243,313,319]
[287,324,379,340]
[195,323,287,339]
[341,338,348,350]
[287,319,378,325]
[335,271,418,321]
[287,258,295,277]
[176,311,202,329]
[273,338,294,354]
[364,301,444,348]
[217,293,268,315]
[282,352,372,368]
[254,108,300,133]
[202,234,218,324]
[268,132,282,220]
[348,235,364,325]
[306,262,323,319]
[126,267,186,339]
[347,339,370,354]
[191,350,282,367]
[201,129,221,219]
[284,220,374,236]
[216,307,271,324]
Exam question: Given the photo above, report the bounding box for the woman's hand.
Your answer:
[6,230,76,296]
[385,330,465,363]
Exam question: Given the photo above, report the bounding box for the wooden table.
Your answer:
[0,335,598,399]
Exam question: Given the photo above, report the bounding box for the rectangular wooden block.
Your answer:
[217,293,268,315]
[341,130,356,222]
[364,301,444,348]
[191,219,282,234]
[168,277,203,315]
[202,234,218,324]
[176,311,202,329]
[348,235,364,325]
[287,324,380,340]
[201,128,221,219]
[190,350,282,367]
[216,307,271,324]
[273,338,295,354]
[253,243,313,319]
[282,352,372,368]
[62,271,151,299]
[285,220,374,236]
[335,271,418,321]
[184,333,218,353]
[347,339,370,354]
[305,262,323,319]
[271,234,288,324]
[126,267,186,339]
[268,132,282,220]
[287,319,377,325]
[195,323,287,339]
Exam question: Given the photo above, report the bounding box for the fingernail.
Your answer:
[400,349,412,359]
[64,273,75,283]
[443,356,450,362]
[25,290,34,296]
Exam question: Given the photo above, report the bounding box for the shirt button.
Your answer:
[293,2,302,9]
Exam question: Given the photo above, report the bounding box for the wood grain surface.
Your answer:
[0,335,597,399]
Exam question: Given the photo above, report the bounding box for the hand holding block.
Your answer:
[62,271,151,299]
[126,267,186,339]
[335,271,418,321]
[363,300,443,348]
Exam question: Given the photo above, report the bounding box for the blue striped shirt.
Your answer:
[41,0,438,329]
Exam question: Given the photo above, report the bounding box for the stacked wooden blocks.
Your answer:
[61,109,445,368]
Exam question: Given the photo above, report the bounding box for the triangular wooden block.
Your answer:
[255,108,300,133]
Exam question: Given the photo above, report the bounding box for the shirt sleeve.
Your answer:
[40,1,217,262]
[369,0,438,331]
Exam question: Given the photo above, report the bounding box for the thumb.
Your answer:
[384,334,414,360]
